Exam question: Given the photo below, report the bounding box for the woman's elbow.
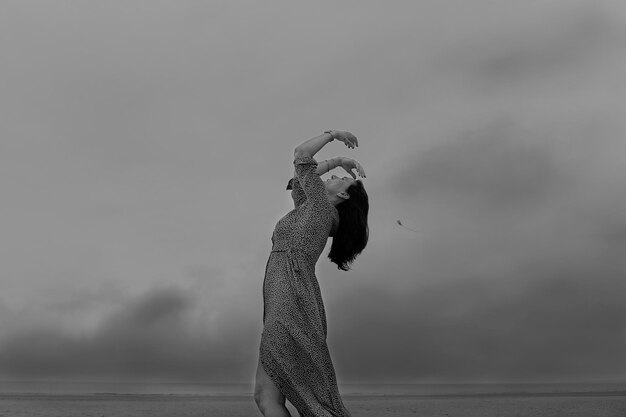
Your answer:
[294,146,309,159]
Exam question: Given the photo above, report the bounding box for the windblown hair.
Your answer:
[328,180,369,271]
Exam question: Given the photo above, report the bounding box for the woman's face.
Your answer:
[324,175,355,196]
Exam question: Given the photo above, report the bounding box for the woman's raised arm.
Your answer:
[315,157,366,178]
[316,157,341,175]
[294,130,358,159]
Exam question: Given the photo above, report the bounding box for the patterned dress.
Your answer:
[260,156,352,417]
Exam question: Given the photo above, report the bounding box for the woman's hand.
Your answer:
[338,157,366,179]
[330,130,358,149]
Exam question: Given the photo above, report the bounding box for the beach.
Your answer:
[1,392,625,417]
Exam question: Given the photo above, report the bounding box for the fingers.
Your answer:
[344,132,358,148]
[348,134,358,148]
[337,131,358,149]
[343,139,356,149]
[344,159,366,178]
[358,164,366,178]
[351,165,366,179]
[351,160,365,178]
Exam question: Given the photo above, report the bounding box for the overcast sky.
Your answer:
[1,0,625,384]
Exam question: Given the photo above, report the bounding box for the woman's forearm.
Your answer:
[294,131,334,159]
[316,157,341,175]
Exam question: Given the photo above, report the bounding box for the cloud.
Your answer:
[323,118,626,383]
[328,260,626,383]
[437,4,626,88]
[1,0,626,385]
[391,119,562,209]
[0,286,259,381]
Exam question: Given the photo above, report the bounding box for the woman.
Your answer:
[255,130,369,417]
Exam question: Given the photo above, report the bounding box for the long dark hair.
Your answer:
[328,180,369,271]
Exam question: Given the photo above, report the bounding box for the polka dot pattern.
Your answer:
[260,156,351,417]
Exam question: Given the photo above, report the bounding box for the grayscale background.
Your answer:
[1,0,625,385]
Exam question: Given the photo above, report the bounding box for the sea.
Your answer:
[1,380,625,397]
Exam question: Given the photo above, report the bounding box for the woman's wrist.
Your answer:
[316,158,334,176]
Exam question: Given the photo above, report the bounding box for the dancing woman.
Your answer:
[255,130,369,417]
